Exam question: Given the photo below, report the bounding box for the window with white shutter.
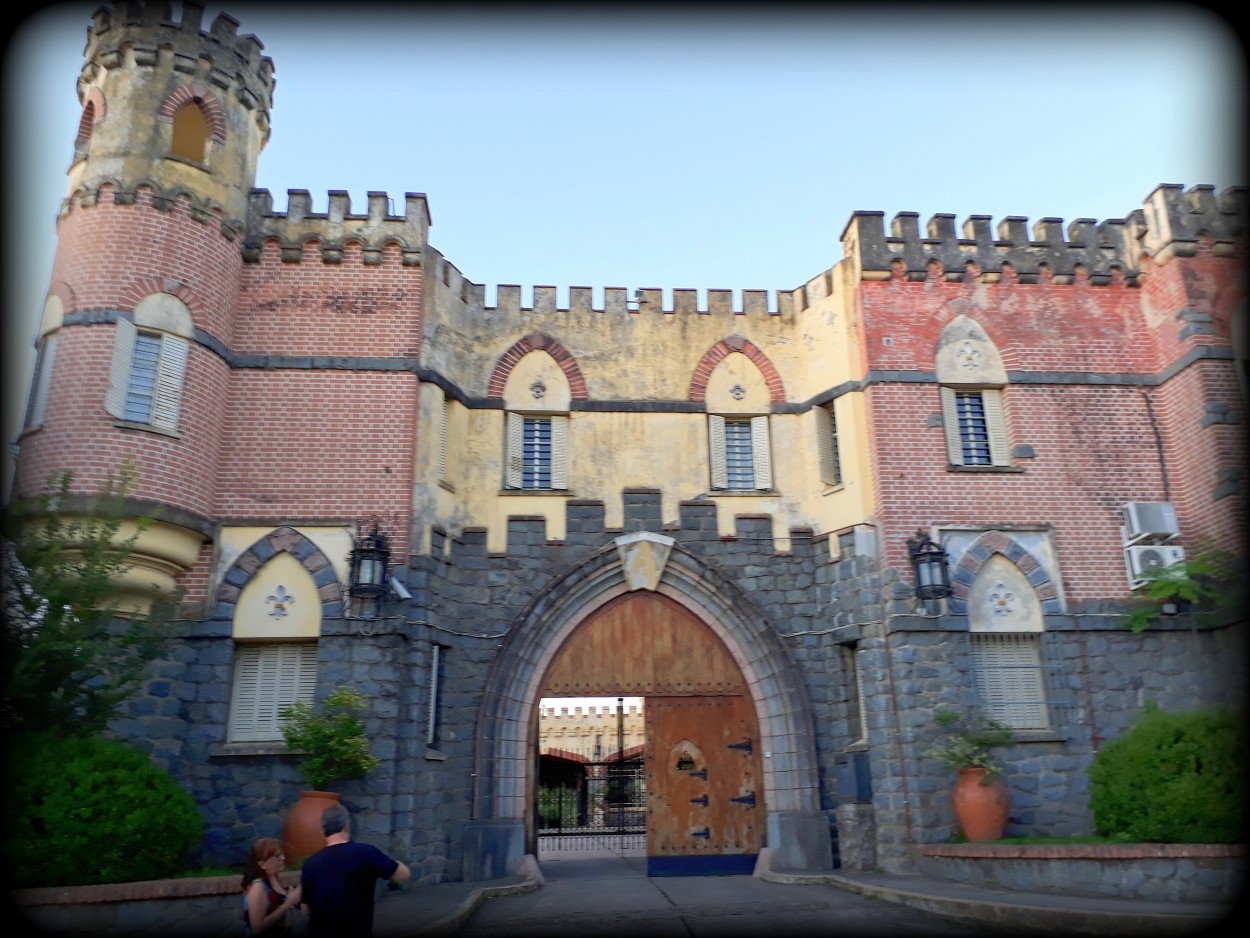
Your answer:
[708,415,773,491]
[815,404,842,486]
[503,413,568,490]
[227,643,318,742]
[105,318,189,432]
[970,632,1049,730]
[24,334,57,430]
[941,387,1010,467]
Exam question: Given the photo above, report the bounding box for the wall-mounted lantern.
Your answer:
[348,524,390,618]
[907,529,952,600]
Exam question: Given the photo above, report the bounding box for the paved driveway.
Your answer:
[453,850,984,937]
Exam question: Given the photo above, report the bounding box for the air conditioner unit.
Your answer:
[1122,502,1179,543]
[1125,544,1186,589]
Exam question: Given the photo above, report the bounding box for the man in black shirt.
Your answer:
[300,803,411,937]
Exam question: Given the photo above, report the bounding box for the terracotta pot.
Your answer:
[951,768,1010,842]
[281,790,341,862]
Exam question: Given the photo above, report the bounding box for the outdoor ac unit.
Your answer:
[1125,544,1186,589]
[1122,501,1180,542]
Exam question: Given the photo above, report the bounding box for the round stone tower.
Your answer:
[14,1,274,609]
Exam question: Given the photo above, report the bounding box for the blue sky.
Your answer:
[3,2,1244,497]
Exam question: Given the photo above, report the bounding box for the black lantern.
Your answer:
[907,529,952,600]
[348,524,390,616]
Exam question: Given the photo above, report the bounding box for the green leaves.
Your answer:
[2,466,178,736]
[279,686,381,790]
[924,710,1015,777]
[1124,542,1243,634]
[4,733,203,887]
[1089,705,1245,843]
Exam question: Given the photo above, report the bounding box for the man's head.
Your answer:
[321,803,351,839]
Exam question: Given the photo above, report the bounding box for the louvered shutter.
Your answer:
[105,317,137,419]
[971,633,1048,730]
[438,399,449,479]
[151,335,188,431]
[983,389,1011,466]
[815,405,837,485]
[708,415,727,490]
[939,386,963,465]
[25,335,57,429]
[550,415,569,490]
[853,647,867,741]
[504,412,524,489]
[751,415,772,490]
[228,643,318,742]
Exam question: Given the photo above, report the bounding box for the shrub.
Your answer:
[4,733,203,887]
[1088,705,1245,843]
[280,686,380,790]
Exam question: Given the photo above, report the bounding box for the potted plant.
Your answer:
[924,710,1014,842]
[278,686,381,860]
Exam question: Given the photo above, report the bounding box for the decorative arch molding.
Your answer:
[78,87,106,137]
[689,335,786,403]
[44,280,77,319]
[466,536,832,878]
[121,278,207,320]
[487,333,588,400]
[213,526,343,620]
[157,84,227,142]
[948,530,1060,616]
[541,748,590,764]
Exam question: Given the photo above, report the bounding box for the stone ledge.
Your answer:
[14,871,299,906]
[920,843,1244,860]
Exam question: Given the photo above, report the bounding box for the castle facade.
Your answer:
[12,2,1246,881]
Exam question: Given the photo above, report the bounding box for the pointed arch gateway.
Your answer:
[464,532,833,880]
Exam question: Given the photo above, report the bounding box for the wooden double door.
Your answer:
[539,593,764,875]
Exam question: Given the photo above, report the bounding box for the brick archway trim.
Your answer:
[948,530,1060,616]
[487,333,588,400]
[688,335,786,404]
[213,526,343,620]
[121,278,207,318]
[157,84,227,142]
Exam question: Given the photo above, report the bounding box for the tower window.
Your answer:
[941,387,1011,467]
[105,317,189,432]
[816,404,842,486]
[708,414,772,491]
[504,412,569,490]
[169,100,209,163]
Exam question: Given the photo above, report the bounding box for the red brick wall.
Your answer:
[860,267,1244,602]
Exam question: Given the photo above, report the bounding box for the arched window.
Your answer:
[169,100,209,163]
[24,296,64,431]
[105,294,193,432]
[74,101,96,161]
[936,315,1012,468]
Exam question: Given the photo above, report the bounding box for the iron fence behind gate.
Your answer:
[538,759,645,853]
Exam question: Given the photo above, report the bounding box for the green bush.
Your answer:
[1088,705,1245,843]
[4,733,203,887]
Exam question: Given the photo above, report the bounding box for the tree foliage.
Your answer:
[1124,542,1245,633]
[1,466,177,736]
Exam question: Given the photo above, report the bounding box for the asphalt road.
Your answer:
[453,850,987,937]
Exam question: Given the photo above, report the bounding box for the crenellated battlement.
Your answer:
[82,2,275,120]
[540,704,643,719]
[842,184,1246,282]
[242,189,430,265]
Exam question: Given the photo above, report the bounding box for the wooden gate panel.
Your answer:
[646,695,762,874]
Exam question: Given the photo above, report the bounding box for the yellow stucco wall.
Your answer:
[414,257,876,556]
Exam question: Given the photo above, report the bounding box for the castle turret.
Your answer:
[67,0,273,225]
[14,1,276,609]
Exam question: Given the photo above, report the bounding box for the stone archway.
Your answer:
[463,532,832,880]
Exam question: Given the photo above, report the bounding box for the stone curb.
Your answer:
[757,869,1229,936]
